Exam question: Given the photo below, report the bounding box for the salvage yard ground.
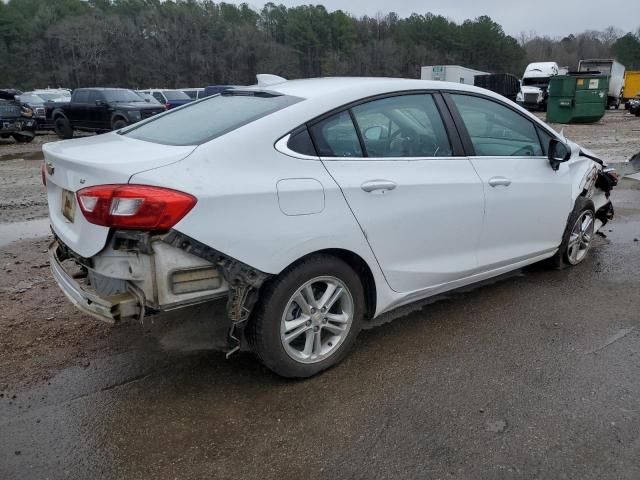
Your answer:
[1,110,640,479]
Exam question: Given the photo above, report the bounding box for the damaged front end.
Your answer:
[50,229,270,353]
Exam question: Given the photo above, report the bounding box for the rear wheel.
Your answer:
[550,197,595,269]
[111,118,127,131]
[54,117,73,139]
[247,254,365,378]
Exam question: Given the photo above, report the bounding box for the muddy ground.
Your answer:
[0,112,639,388]
[0,113,639,479]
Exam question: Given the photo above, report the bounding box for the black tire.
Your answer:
[550,197,595,269]
[54,116,73,139]
[247,254,365,378]
[11,133,34,143]
[111,118,127,131]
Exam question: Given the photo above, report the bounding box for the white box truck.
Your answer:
[578,59,626,109]
[420,65,489,85]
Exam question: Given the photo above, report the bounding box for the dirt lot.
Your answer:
[1,113,640,479]
[0,112,639,389]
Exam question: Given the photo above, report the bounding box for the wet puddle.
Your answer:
[0,218,50,247]
[0,150,44,162]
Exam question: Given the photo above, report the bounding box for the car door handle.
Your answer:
[361,180,397,193]
[488,177,512,188]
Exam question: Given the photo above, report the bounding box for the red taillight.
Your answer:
[76,184,196,230]
[41,163,46,187]
[165,103,171,110]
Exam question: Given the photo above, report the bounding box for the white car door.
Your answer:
[313,93,485,293]
[447,93,573,270]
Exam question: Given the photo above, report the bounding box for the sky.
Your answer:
[234,0,640,37]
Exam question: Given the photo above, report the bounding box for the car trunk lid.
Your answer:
[43,133,196,258]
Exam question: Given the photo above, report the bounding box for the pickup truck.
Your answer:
[46,88,165,139]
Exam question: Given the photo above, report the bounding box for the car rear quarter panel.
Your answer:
[128,122,396,315]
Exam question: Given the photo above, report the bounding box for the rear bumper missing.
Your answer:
[49,240,142,324]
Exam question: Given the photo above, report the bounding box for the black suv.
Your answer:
[46,88,166,139]
[0,89,37,143]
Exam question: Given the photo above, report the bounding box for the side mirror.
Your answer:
[548,138,571,171]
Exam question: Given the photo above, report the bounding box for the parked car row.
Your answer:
[1,84,240,141]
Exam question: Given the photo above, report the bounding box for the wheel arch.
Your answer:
[279,248,377,321]
[110,113,128,127]
[52,109,67,121]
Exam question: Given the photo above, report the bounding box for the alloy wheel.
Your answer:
[280,276,354,364]
[567,210,595,265]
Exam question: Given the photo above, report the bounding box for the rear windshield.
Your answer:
[163,90,190,100]
[123,92,301,146]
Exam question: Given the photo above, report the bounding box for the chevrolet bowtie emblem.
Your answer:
[46,162,55,175]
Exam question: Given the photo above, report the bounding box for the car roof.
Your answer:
[74,87,132,91]
[243,76,501,103]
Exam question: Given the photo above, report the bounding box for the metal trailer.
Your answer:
[420,65,490,85]
[474,73,521,101]
[577,59,626,109]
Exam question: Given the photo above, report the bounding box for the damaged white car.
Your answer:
[44,75,617,377]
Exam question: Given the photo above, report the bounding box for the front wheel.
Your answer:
[551,197,595,268]
[247,254,365,378]
[12,133,34,143]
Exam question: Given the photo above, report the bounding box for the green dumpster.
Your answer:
[546,74,608,124]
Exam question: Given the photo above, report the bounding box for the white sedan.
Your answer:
[43,75,616,377]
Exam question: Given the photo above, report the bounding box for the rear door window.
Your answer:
[351,94,452,157]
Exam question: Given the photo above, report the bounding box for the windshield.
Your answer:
[162,90,191,101]
[123,92,301,146]
[18,94,44,104]
[522,77,550,88]
[102,89,145,103]
[137,93,161,104]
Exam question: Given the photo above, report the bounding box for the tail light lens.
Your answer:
[76,184,196,230]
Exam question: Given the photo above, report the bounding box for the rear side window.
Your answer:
[309,111,362,157]
[123,93,301,146]
[287,127,317,156]
[451,94,544,157]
